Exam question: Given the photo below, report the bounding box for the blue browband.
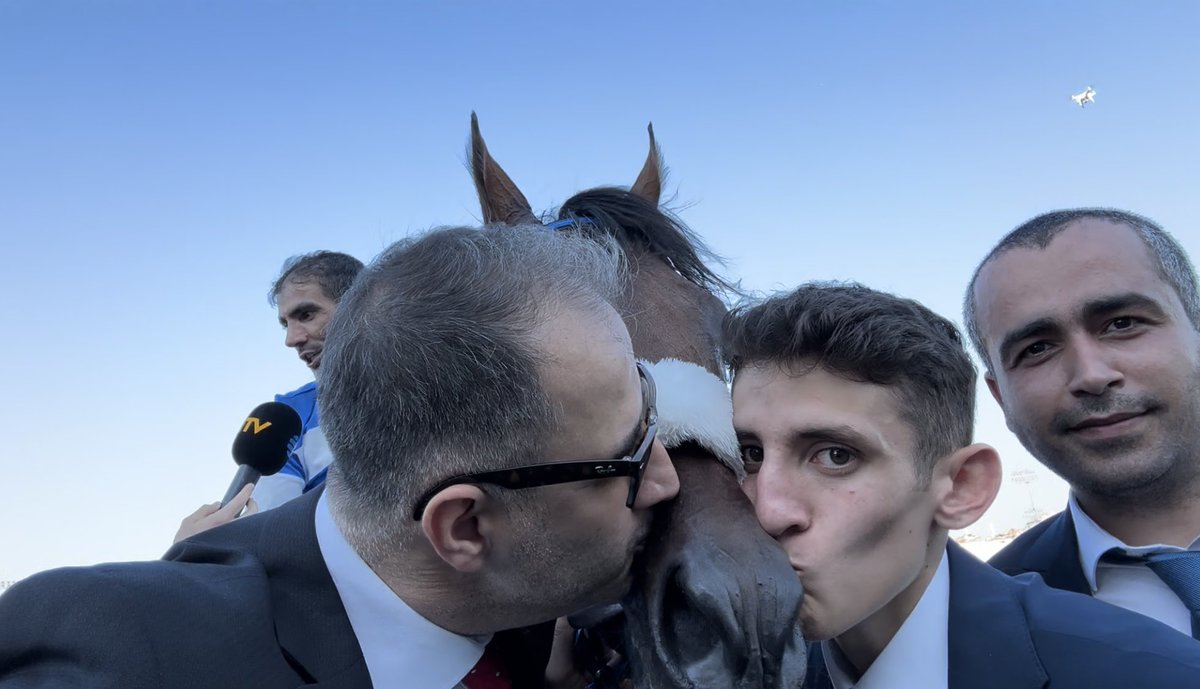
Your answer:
[545,217,595,231]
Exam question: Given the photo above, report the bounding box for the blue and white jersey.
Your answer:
[250,381,334,510]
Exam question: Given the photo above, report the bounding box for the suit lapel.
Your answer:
[1019,512,1091,595]
[254,489,373,688]
[947,543,1047,689]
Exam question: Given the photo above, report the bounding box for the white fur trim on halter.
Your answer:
[639,358,745,481]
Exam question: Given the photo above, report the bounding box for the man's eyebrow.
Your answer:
[791,425,872,450]
[281,301,322,322]
[998,317,1059,365]
[1081,292,1167,322]
[733,425,873,449]
[998,293,1170,363]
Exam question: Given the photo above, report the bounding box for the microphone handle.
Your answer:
[221,465,263,507]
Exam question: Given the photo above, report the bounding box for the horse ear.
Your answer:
[630,122,663,206]
[470,112,539,226]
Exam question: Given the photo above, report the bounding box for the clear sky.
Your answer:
[2,2,1198,581]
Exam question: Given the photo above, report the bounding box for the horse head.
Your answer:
[469,113,807,688]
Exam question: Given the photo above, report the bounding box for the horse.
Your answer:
[469,113,807,688]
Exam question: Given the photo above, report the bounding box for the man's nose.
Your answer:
[285,323,307,348]
[746,459,809,539]
[1067,337,1123,397]
[633,439,680,509]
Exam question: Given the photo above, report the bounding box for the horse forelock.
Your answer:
[556,187,732,296]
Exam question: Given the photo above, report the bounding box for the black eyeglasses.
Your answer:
[411,362,658,520]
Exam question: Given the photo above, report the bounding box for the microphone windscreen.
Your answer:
[231,402,303,476]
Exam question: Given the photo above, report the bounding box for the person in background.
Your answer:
[174,250,363,540]
[966,209,1200,639]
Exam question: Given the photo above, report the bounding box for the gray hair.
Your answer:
[269,250,364,305]
[963,208,1200,373]
[320,225,625,554]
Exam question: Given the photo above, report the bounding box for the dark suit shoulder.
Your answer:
[987,511,1063,573]
[1013,570,1200,684]
[0,565,171,687]
[0,558,293,688]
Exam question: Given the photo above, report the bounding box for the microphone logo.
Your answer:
[241,417,274,434]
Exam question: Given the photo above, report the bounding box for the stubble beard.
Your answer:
[1016,385,1200,510]
[503,511,639,621]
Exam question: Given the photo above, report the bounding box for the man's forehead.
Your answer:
[734,364,908,437]
[975,222,1165,329]
[276,279,335,311]
[540,302,632,366]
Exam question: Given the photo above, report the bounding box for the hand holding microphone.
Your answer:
[173,402,302,544]
[174,486,258,544]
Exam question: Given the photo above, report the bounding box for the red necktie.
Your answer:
[461,643,512,689]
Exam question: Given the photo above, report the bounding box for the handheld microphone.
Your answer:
[221,402,303,507]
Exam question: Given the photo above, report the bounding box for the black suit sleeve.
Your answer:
[0,569,161,688]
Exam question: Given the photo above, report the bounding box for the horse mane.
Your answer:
[556,187,734,296]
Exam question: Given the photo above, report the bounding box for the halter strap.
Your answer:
[545,217,595,231]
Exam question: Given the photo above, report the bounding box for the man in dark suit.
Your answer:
[965,209,1200,638]
[723,282,1200,688]
[0,225,682,687]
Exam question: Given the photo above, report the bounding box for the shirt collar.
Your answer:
[1068,492,1200,592]
[315,493,488,689]
[822,549,950,689]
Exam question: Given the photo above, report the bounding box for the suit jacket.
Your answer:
[0,490,552,689]
[989,509,1091,595]
[805,542,1200,689]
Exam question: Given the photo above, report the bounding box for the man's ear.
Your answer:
[933,443,1002,531]
[420,485,493,573]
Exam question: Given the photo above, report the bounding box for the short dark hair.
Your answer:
[964,208,1200,372]
[269,251,364,305]
[722,282,975,483]
[319,225,624,553]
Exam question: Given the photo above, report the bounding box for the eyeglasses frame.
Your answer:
[411,362,658,521]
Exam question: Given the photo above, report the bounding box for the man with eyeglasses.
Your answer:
[0,225,682,688]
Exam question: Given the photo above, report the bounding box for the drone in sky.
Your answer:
[1071,85,1096,108]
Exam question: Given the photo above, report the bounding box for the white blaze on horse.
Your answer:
[469,114,807,689]
[1071,85,1096,107]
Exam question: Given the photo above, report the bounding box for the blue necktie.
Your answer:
[1144,551,1200,639]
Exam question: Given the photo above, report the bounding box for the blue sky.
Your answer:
[2,2,1198,581]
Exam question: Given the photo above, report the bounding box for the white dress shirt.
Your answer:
[822,550,949,689]
[315,493,489,688]
[1068,494,1199,636]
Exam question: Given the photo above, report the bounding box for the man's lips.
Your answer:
[1068,410,1147,433]
[300,351,321,369]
